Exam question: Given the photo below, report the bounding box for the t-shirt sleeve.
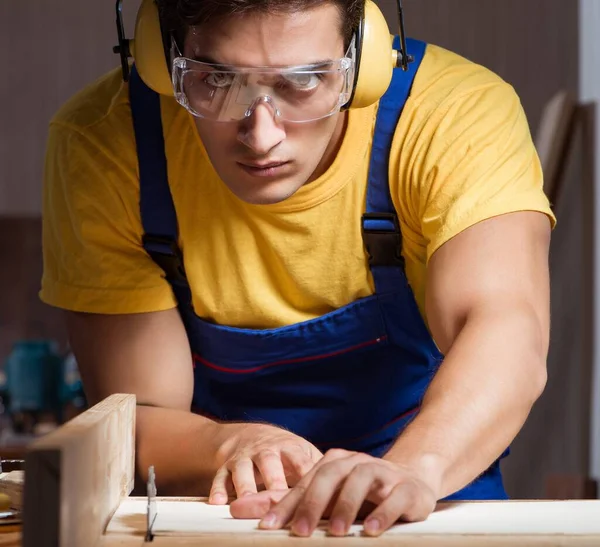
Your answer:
[406,81,556,263]
[40,121,178,314]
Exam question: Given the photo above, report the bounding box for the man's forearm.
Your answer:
[136,405,229,496]
[383,303,548,499]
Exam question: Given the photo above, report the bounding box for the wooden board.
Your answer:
[99,535,600,547]
[100,497,600,546]
[22,394,136,547]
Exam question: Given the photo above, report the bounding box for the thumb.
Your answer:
[229,489,289,519]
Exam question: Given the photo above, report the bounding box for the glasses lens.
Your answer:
[174,62,352,122]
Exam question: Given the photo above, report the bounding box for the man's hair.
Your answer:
[156,0,364,49]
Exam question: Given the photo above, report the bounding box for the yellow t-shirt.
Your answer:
[40,43,555,329]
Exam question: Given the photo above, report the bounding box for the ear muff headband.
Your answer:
[119,0,410,108]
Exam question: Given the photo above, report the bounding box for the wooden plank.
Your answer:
[103,498,600,546]
[98,533,600,546]
[22,394,136,547]
[107,499,600,537]
[542,102,597,499]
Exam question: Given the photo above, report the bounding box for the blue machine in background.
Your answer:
[0,340,86,433]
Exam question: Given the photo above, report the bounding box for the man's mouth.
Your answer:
[237,160,291,177]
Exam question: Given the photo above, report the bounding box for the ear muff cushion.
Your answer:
[349,0,396,109]
[131,0,173,95]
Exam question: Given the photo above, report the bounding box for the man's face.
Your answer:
[183,3,348,205]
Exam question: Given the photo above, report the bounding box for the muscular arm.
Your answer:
[224,212,553,534]
[65,308,223,495]
[383,211,551,498]
[66,308,322,498]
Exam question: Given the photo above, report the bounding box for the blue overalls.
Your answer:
[129,37,508,500]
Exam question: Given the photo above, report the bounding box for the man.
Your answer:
[41,0,555,538]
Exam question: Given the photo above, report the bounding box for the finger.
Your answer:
[363,482,434,537]
[328,463,381,537]
[254,450,289,491]
[209,466,232,505]
[258,483,307,531]
[259,451,364,533]
[230,490,289,519]
[285,447,351,481]
[322,448,352,462]
[280,447,316,485]
[231,458,259,498]
[289,455,368,537]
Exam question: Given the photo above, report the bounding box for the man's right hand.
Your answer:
[209,423,323,504]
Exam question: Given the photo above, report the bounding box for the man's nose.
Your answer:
[237,100,286,155]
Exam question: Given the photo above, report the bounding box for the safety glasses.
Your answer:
[170,38,356,123]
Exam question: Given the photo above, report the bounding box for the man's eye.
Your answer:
[281,73,321,90]
[205,72,235,88]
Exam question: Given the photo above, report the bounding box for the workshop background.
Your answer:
[0,0,597,499]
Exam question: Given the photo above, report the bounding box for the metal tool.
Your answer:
[145,466,157,542]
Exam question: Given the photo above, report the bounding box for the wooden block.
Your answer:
[0,472,24,510]
[22,394,136,547]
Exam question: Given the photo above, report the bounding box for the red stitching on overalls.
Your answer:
[317,406,420,448]
[193,336,388,375]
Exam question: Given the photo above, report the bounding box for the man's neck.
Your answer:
[306,111,349,184]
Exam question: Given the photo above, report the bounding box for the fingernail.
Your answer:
[330,519,346,536]
[292,518,310,537]
[364,518,381,535]
[210,493,226,504]
[260,512,278,529]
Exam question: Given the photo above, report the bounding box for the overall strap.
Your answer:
[362,38,427,294]
[129,65,188,285]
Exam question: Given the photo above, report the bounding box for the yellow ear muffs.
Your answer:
[130,0,173,96]
[348,0,398,109]
[127,0,398,103]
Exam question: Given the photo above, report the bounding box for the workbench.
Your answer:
[6,395,600,546]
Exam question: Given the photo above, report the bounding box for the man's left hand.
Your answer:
[229,448,438,537]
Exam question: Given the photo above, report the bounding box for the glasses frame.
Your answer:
[169,37,357,123]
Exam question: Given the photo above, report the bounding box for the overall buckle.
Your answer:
[142,234,187,282]
[361,213,404,267]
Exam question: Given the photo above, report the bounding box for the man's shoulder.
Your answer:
[410,41,513,112]
[51,67,131,134]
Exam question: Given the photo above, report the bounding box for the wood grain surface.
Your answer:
[97,534,600,546]
[22,394,136,547]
